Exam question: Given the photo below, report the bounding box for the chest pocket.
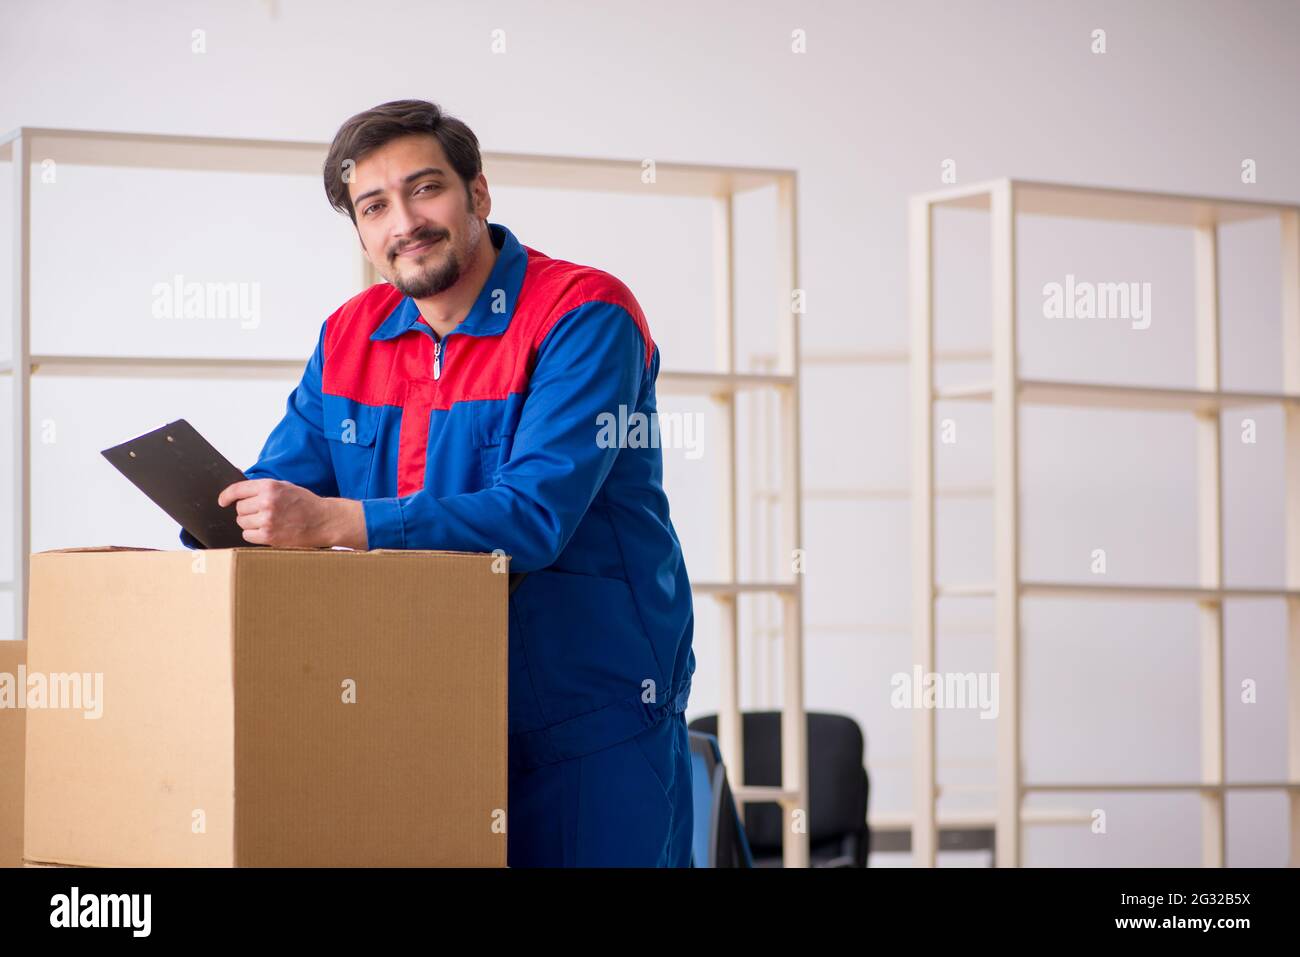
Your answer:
[474,400,516,489]
[322,393,382,498]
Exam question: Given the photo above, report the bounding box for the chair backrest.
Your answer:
[688,711,868,866]
[687,731,754,868]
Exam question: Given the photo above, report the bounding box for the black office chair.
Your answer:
[688,731,754,867]
[688,711,869,867]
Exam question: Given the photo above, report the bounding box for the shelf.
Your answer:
[657,370,795,395]
[801,347,992,365]
[936,584,996,599]
[692,581,799,598]
[869,808,1093,831]
[1023,781,1300,793]
[732,785,800,803]
[914,178,1296,227]
[765,485,992,501]
[938,581,1300,602]
[1023,581,1300,602]
[487,152,790,198]
[788,620,990,635]
[936,378,1300,412]
[0,127,792,198]
[2,354,305,380]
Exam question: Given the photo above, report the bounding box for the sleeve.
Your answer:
[359,300,647,571]
[179,319,338,549]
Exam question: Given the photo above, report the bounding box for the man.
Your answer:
[180,99,696,867]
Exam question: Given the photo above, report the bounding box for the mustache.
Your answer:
[389,228,448,260]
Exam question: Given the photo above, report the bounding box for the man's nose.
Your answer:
[389,199,427,249]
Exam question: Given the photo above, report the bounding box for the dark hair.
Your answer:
[323,99,482,224]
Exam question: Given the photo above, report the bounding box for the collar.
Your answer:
[369,221,528,342]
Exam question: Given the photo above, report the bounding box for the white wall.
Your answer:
[2,0,1297,865]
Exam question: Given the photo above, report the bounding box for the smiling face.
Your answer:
[349,133,492,299]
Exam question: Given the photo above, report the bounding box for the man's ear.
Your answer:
[471,173,491,219]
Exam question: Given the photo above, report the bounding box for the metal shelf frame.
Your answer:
[2,126,810,865]
[910,177,1300,867]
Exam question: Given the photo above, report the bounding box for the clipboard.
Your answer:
[101,418,256,550]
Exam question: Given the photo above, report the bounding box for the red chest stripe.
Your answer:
[320,248,654,496]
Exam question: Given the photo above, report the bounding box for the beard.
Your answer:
[388,227,463,298]
[392,251,462,299]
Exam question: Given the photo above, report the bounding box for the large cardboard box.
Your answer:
[1,640,26,868]
[23,546,507,867]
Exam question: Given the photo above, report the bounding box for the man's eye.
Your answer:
[415,183,441,195]
[363,203,383,216]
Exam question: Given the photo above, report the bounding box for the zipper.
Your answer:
[422,318,459,381]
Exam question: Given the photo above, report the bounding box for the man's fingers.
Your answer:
[218,479,271,508]
[235,511,265,531]
[216,479,303,548]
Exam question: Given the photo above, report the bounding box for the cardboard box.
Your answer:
[1,640,26,868]
[23,546,507,867]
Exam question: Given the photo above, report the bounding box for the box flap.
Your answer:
[34,546,162,555]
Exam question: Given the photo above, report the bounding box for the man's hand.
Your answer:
[217,479,368,549]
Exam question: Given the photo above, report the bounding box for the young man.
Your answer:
[180,100,696,867]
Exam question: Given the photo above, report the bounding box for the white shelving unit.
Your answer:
[749,347,1093,862]
[910,178,1300,867]
[1,126,810,866]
